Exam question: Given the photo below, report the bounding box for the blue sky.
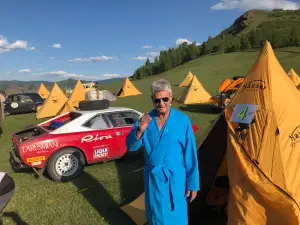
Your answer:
[0,0,299,82]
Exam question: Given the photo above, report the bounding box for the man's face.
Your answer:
[152,91,172,114]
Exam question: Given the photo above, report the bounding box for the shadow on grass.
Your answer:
[1,212,29,225]
[71,152,144,225]
[179,104,222,114]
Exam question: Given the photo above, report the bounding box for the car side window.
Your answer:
[106,111,138,127]
[9,95,19,102]
[83,114,110,129]
[20,95,33,102]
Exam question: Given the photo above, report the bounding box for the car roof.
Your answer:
[8,92,40,96]
[73,107,140,115]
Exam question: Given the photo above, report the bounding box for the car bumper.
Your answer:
[9,150,29,172]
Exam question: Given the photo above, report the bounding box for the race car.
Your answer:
[10,106,199,182]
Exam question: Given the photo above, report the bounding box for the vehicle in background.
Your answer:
[4,93,44,115]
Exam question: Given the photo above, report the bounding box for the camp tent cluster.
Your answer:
[36,80,85,119]
[121,41,300,224]
[176,71,212,104]
[35,77,143,119]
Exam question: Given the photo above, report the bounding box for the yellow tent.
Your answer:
[37,83,50,99]
[36,83,68,119]
[120,193,146,225]
[115,77,142,97]
[178,71,194,87]
[57,80,85,115]
[176,75,211,104]
[288,68,300,89]
[224,41,300,224]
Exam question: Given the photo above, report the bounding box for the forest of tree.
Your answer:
[131,23,300,80]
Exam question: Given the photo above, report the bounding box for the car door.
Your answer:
[6,95,22,114]
[104,111,140,156]
[19,95,35,112]
[80,114,119,162]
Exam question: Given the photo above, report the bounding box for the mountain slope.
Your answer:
[219,9,300,37]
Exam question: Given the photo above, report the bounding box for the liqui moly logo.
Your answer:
[81,134,113,143]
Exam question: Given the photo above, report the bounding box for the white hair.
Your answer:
[151,79,172,96]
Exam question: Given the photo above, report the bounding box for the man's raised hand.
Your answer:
[138,113,152,133]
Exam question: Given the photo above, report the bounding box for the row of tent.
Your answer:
[35,78,144,119]
[121,41,300,225]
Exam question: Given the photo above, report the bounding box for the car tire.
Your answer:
[46,148,85,182]
[79,99,110,110]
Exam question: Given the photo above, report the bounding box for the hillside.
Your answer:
[0,77,124,95]
[220,9,300,37]
[132,9,300,80]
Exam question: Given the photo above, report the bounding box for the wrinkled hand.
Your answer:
[138,113,152,133]
[186,190,197,203]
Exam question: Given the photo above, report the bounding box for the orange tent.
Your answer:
[178,71,194,87]
[37,83,50,99]
[219,78,232,92]
[223,78,244,92]
[288,68,300,89]
[57,80,85,115]
[224,41,300,224]
[176,75,211,104]
[115,77,142,97]
[36,83,68,119]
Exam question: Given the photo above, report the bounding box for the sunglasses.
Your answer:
[153,97,169,104]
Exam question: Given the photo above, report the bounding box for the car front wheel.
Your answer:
[46,148,85,182]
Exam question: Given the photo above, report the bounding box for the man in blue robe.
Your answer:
[126,79,200,225]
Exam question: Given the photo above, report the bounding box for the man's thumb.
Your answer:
[186,191,190,197]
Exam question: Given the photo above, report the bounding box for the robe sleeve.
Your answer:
[126,120,143,152]
[183,117,200,191]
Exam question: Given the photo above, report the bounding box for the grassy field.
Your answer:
[1,48,300,224]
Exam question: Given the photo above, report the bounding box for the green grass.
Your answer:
[2,48,300,224]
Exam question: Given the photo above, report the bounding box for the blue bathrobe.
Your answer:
[126,107,200,225]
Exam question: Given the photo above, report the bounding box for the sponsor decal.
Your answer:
[93,147,109,159]
[31,161,42,166]
[290,125,300,147]
[26,156,46,163]
[242,80,266,92]
[21,141,59,153]
[81,134,113,143]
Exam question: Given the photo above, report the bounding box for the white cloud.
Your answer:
[50,57,55,60]
[51,43,62,48]
[159,46,167,50]
[129,56,149,60]
[68,56,118,62]
[19,69,32,73]
[102,74,122,78]
[0,35,35,53]
[6,72,11,74]
[176,38,192,45]
[211,0,300,10]
[34,70,99,80]
[129,52,160,61]
[36,69,43,71]
[196,42,201,46]
[142,45,152,49]
[146,52,159,57]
